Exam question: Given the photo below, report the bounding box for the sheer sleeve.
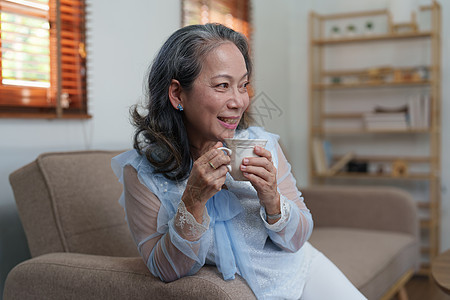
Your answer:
[261,143,313,252]
[123,165,212,282]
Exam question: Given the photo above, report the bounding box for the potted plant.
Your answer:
[346,24,357,36]
[365,21,374,35]
[330,26,340,38]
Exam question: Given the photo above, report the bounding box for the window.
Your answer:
[181,0,252,40]
[0,0,88,118]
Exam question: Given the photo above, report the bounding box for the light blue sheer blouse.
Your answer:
[112,126,316,299]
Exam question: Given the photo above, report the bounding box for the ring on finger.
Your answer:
[208,161,216,170]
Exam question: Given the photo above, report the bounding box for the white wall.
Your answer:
[0,0,181,294]
[1,0,449,294]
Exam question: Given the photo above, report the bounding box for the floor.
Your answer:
[403,275,450,300]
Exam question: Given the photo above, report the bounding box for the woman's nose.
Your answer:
[228,88,247,108]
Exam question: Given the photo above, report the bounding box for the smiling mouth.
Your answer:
[217,117,239,124]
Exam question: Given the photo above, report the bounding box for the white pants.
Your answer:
[301,251,367,300]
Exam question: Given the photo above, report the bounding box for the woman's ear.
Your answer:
[168,79,184,110]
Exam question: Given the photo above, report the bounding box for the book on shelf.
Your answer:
[312,138,353,175]
[373,104,408,114]
[363,112,409,131]
[408,94,430,129]
[312,138,327,174]
[327,152,354,175]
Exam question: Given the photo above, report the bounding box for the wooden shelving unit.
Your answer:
[308,2,441,275]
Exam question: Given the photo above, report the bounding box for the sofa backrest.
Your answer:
[9,151,139,258]
[302,185,418,237]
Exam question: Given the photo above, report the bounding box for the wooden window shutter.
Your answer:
[182,0,252,40]
[0,0,88,118]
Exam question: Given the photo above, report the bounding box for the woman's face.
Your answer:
[181,42,250,150]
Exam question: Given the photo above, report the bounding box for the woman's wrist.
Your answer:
[260,194,291,230]
[181,195,205,224]
[264,193,281,215]
[264,193,281,224]
[175,201,209,241]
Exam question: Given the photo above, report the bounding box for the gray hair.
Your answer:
[132,23,252,180]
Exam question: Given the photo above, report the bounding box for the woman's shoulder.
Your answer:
[112,149,175,195]
[112,149,162,184]
[112,149,149,173]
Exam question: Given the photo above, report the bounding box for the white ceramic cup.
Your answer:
[220,138,268,181]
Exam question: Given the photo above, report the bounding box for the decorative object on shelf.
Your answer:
[327,152,354,175]
[331,76,342,85]
[346,24,357,36]
[376,164,386,175]
[347,160,368,173]
[392,160,408,177]
[388,0,419,33]
[393,69,404,82]
[330,25,341,38]
[411,70,422,82]
[416,66,429,80]
[366,68,384,84]
[364,21,375,35]
[374,104,408,114]
[402,70,414,82]
[357,66,393,84]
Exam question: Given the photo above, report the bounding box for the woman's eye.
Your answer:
[239,81,250,92]
[216,83,229,89]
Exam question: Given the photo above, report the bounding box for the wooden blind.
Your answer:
[0,0,88,118]
[182,0,252,40]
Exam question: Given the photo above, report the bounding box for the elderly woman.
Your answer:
[112,24,365,299]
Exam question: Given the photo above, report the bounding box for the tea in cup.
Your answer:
[220,138,268,181]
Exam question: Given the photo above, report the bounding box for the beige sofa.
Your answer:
[4,151,419,300]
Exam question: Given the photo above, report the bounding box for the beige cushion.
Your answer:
[4,253,256,300]
[10,151,138,257]
[309,227,417,300]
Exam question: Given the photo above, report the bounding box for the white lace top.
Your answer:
[112,127,317,299]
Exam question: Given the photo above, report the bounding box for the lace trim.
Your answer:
[175,201,210,239]
[260,194,290,232]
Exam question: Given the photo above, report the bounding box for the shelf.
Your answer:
[309,3,441,276]
[313,128,430,135]
[417,264,430,276]
[420,219,435,228]
[333,155,431,163]
[421,247,430,254]
[313,80,431,90]
[313,172,433,180]
[321,66,430,77]
[418,202,431,209]
[312,31,432,45]
[322,113,363,119]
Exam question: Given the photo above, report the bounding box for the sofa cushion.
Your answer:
[10,151,139,257]
[309,227,417,300]
[37,151,138,257]
[4,253,256,300]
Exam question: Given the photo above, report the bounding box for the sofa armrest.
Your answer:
[301,186,418,236]
[4,253,256,300]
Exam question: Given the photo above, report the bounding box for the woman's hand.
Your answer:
[182,142,231,223]
[241,146,281,220]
